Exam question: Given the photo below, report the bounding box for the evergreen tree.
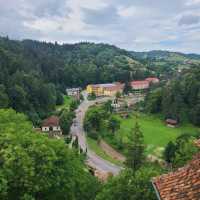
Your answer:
[126,121,145,171]
[123,81,132,95]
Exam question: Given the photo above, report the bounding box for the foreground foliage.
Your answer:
[164,134,199,168]
[0,109,100,200]
[96,165,162,200]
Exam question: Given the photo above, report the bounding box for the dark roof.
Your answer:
[166,119,178,125]
[42,116,60,127]
[152,153,200,200]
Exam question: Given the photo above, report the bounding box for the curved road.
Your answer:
[70,93,122,175]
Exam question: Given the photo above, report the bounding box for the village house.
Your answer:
[41,116,62,136]
[165,118,178,127]
[87,82,124,97]
[66,88,81,100]
[152,153,200,200]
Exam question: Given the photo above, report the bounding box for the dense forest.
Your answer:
[0,36,151,124]
[145,66,200,126]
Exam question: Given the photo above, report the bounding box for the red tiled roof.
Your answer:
[90,83,124,91]
[104,83,124,91]
[145,77,159,82]
[131,80,149,86]
[195,139,200,148]
[152,153,200,200]
[42,116,60,127]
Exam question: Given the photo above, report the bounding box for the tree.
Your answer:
[0,109,101,200]
[60,110,75,135]
[108,116,121,134]
[126,122,145,171]
[163,141,176,164]
[0,84,9,108]
[84,107,107,133]
[72,136,79,150]
[88,92,96,100]
[164,134,199,168]
[70,100,79,111]
[123,81,132,95]
[145,88,162,113]
[116,91,121,99]
[56,91,64,105]
[96,166,161,200]
[173,136,198,168]
[104,100,113,113]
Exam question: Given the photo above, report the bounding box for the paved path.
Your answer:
[70,94,122,175]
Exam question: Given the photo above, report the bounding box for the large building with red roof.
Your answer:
[145,77,160,84]
[152,153,200,200]
[131,80,150,90]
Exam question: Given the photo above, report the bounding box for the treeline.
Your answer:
[145,66,200,126]
[0,36,150,124]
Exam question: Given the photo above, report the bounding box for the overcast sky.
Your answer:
[1,0,200,53]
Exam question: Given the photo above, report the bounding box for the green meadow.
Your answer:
[104,113,200,158]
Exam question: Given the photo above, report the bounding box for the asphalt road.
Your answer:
[70,93,122,175]
[70,92,144,175]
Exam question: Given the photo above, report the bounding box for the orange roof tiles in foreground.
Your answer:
[195,139,200,148]
[152,153,200,200]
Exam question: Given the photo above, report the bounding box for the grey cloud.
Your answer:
[179,14,200,26]
[82,6,119,26]
[23,0,69,18]
[1,0,200,53]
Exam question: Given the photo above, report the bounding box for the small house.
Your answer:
[165,119,178,127]
[42,116,62,136]
[66,88,81,100]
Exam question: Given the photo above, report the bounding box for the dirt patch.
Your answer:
[99,139,126,162]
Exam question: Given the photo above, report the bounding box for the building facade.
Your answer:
[66,88,81,100]
[41,116,62,136]
[87,83,124,97]
[131,80,150,90]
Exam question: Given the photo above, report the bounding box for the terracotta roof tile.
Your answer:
[195,139,200,148]
[42,116,60,127]
[152,153,200,200]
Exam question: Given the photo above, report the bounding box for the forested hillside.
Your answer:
[131,50,200,78]
[145,66,200,126]
[0,37,148,123]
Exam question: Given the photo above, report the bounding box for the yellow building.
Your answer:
[87,83,124,97]
[86,84,104,96]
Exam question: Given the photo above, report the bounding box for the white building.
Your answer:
[66,88,81,99]
[42,116,62,135]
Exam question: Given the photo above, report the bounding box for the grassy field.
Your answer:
[56,95,73,111]
[104,113,200,158]
[87,137,123,166]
